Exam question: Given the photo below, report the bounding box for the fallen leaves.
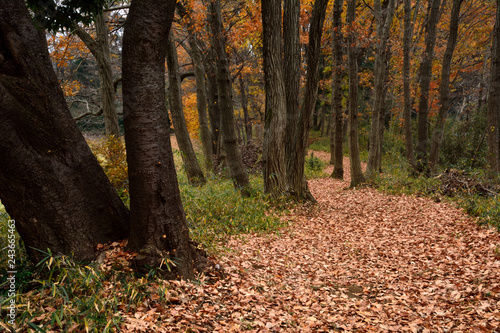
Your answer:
[115,156,499,332]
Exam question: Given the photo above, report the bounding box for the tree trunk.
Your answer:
[487,1,500,177]
[261,0,287,196]
[208,0,250,194]
[166,33,206,185]
[238,74,253,143]
[74,13,120,137]
[284,0,301,190]
[403,0,417,170]
[122,0,204,279]
[291,0,329,200]
[204,49,221,160]
[429,0,463,173]
[346,0,366,187]
[416,0,441,174]
[330,0,345,179]
[0,0,129,263]
[365,0,396,179]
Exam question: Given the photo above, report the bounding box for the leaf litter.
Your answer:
[119,156,500,332]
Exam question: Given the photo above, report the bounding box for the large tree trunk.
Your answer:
[403,0,417,170]
[208,0,250,193]
[346,0,366,187]
[365,0,396,179]
[416,0,441,174]
[262,0,287,196]
[166,33,206,185]
[330,0,345,180]
[284,0,301,191]
[487,1,500,177]
[428,0,463,173]
[0,0,129,263]
[74,13,120,137]
[291,0,329,201]
[122,0,203,279]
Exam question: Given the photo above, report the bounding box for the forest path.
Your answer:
[124,154,500,332]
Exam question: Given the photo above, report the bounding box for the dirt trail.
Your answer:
[123,155,500,332]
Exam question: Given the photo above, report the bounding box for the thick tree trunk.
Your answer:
[416,0,441,174]
[429,0,463,173]
[238,74,253,143]
[403,0,417,170]
[346,0,366,187]
[366,0,396,179]
[208,0,250,193]
[330,0,345,179]
[166,33,206,185]
[487,1,500,177]
[0,0,129,263]
[291,0,329,200]
[74,13,120,137]
[262,0,287,196]
[284,0,301,190]
[122,0,203,279]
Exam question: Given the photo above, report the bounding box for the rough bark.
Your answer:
[122,0,203,279]
[74,13,120,137]
[487,1,500,177]
[346,0,366,187]
[428,0,463,173]
[284,0,301,188]
[365,0,396,179]
[291,0,329,200]
[403,0,417,170]
[416,0,441,174]
[205,48,221,159]
[166,33,206,185]
[0,0,129,263]
[330,0,345,179]
[208,0,250,193]
[261,0,287,196]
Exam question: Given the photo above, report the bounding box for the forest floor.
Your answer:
[121,150,500,332]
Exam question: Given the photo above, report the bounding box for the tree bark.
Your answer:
[122,0,203,279]
[330,0,345,179]
[166,33,206,185]
[416,0,441,174]
[365,0,396,179]
[487,1,500,177]
[403,0,417,170]
[0,0,129,263]
[428,0,463,173]
[74,13,120,137]
[208,0,250,194]
[291,0,329,200]
[204,48,221,160]
[238,74,253,143]
[284,0,301,190]
[346,0,366,187]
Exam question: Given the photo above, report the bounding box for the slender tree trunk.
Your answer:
[122,0,204,279]
[291,0,329,200]
[183,20,214,172]
[487,1,500,177]
[238,74,253,143]
[208,0,250,193]
[330,0,345,179]
[284,0,301,190]
[205,50,221,160]
[166,33,206,185]
[261,0,287,195]
[403,0,417,169]
[0,0,129,263]
[429,0,463,173]
[346,0,366,187]
[416,0,441,174]
[366,0,396,179]
[74,13,120,137]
